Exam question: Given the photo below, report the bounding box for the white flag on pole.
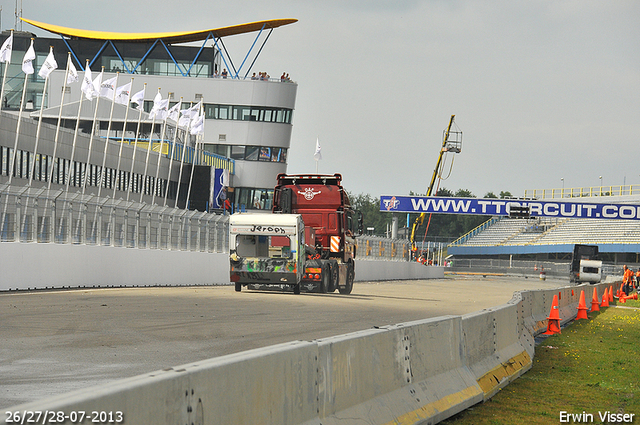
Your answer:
[0,32,13,63]
[92,69,103,98]
[180,101,201,119]
[178,113,190,128]
[190,112,204,135]
[21,39,36,75]
[131,87,145,110]
[81,66,95,100]
[314,138,322,161]
[99,76,117,99]
[66,60,79,84]
[114,81,131,105]
[37,48,58,79]
[149,91,169,120]
[167,102,180,121]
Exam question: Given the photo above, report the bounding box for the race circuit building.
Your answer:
[0,18,297,211]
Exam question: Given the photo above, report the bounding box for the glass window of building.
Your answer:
[233,106,251,121]
[230,145,245,160]
[244,146,260,161]
[259,147,271,161]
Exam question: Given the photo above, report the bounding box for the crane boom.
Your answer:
[410,115,459,255]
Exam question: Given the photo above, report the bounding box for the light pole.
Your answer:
[561,178,564,197]
[599,176,603,196]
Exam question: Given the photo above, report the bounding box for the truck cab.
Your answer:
[229,213,305,293]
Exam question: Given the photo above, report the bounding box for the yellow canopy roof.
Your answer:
[21,17,298,44]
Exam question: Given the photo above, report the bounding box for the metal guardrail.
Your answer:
[0,184,229,253]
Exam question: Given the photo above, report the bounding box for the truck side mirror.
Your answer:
[279,188,292,213]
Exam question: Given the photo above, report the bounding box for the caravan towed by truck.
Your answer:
[570,244,602,284]
[229,174,363,294]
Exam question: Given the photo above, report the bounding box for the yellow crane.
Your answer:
[410,115,462,256]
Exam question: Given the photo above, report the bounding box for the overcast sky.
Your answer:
[3,0,639,198]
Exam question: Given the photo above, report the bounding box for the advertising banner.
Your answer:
[380,195,640,220]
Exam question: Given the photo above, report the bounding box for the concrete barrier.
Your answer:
[0,242,229,290]
[355,260,444,281]
[1,281,613,425]
[0,243,443,291]
[1,341,320,425]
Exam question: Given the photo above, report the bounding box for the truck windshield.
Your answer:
[235,234,292,259]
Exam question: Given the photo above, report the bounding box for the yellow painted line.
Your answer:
[476,350,531,396]
[382,385,483,425]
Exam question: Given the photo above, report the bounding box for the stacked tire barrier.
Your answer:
[1,282,610,425]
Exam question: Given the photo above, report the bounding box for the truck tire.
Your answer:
[319,264,330,293]
[235,282,242,292]
[338,262,355,295]
[293,284,301,295]
[328,262,339,293]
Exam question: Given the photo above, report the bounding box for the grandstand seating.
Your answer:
[452,216,640,248]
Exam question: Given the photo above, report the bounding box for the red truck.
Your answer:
[229,173,363,294]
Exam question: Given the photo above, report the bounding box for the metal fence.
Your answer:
[0,183,229,253]
[449,257,621,279]
[1,183,417,263]
[356,236,424,262]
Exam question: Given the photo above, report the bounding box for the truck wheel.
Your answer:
[319,265,330,293]
[235,282,242,292]
[328,262,339,293]
[338,262,355,295]
[293,284,301,295]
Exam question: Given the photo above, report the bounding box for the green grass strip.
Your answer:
[442,298,640,424]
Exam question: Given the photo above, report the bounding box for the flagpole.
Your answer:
[185,101,204,210]
[97,72,119,198]
[185,131,199,211]
[140,88,160,203]
[164,96,182,207]
[8,38,34,185]
[56,59,86,242]
[113,77,134,199]
[127,83,146,202]
[81,66,104,194]
[174,102,193,208]
[140,116,157,203]
[0,30,13,112]
[66,60,90,195]
[48,53,73,191]
[151,93,170,205]
[28,46,56,186]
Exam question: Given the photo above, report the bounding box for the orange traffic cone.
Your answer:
[630,293,638,300]
[609,286,614,303]
[576,290,588,320]
[620,294,627,303]
[543,294,561,335]
[617,284,623,298]
[590,287,600,312]
[600,287,609,307]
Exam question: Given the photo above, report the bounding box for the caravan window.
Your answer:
[235,234,292,258]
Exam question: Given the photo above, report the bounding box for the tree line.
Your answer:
[349,188,513,242]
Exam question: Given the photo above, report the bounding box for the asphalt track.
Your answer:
[0,275,565,409]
